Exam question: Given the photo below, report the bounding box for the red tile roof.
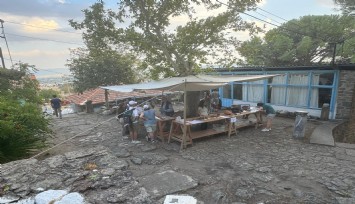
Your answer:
[65,88,164,105]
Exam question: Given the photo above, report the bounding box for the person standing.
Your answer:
[117,100,130,137]
[50,95,62,119]
[140,105,157,143]
[128,101,141,143]
[257,102,276,132]
[203,91,211,112]
[211,90,221,112]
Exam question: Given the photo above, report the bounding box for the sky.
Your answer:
[0,0,340,78]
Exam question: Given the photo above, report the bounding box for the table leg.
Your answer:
[168,121,174,143]
[228,121,232,138]
[161,121,166,142]
[255,112,263,129]
[187,126,193,145]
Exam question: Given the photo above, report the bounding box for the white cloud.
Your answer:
[12,49,69,58]
[315,0,337,8]
[257,0,267,8]
[22,18,60,33]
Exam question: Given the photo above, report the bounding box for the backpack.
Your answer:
[122,108,136,125]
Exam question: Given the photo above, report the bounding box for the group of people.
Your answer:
[119,95,175,144]
[196,91,276,132]
[51,92,276,138]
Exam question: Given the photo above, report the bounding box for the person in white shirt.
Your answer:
[128,101,141,144]
[198,99,209,130]
[198,99,209,118]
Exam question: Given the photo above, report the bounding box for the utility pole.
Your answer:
[330,42,337,67]
[0,19,13,67]
[0,47,5,68]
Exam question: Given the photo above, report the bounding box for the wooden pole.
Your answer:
[181,80,187,150]
[105,89,109,109]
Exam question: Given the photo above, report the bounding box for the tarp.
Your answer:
[101,74,277,92]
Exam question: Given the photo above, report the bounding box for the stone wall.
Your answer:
[336,70,355,119]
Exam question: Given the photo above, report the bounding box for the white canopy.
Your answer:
[101,74,277,92]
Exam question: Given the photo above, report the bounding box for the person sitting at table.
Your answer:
[198,99,209,130]
[140,104,157,143]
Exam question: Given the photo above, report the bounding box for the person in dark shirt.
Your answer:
[50,95,62,119]
[257,102,276,132]
[160,95,174,117]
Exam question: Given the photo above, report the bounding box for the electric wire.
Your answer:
[6,33,84,46]
[256,7,290,22]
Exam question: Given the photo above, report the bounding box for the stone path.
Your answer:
[1,113,355,204]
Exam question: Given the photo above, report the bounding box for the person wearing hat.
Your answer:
[140,104,158,143]
[128,100,141,143]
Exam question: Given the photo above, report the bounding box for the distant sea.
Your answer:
[34,68,71,79]
[33,68,73,84]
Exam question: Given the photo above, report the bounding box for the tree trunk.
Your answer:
[185,91,201,118]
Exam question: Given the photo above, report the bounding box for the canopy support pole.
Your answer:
[181,80,187,150]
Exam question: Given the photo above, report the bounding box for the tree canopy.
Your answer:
[67,48,137,93]
[237,15,355,66]
[115,0,261,77]
[69,0,262,83]
[0,63,50,163]
[334,0,355,16]
[68,3,138,93]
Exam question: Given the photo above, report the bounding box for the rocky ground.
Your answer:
[1,112,355,204]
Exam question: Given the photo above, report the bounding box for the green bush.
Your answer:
[39,89,60,103]
[0,97,51,163]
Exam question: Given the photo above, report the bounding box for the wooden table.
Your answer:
[168,111,261,149]
[155,116,175,142]
[227,110,262,138]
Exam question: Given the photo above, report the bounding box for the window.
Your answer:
[288,74,308,85]
[233,83,243,100]
[286,74,309,107]
[287,86,308,106]
[317,88,332,108]
[313,73,334,85]
[218,71,335,110]
[269,85,286,105]
[223,84,231,99]
[270,75,286,105]
[244,80,263,102]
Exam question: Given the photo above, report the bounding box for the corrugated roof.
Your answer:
[65,88,163,105]
[215,64,355,72]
